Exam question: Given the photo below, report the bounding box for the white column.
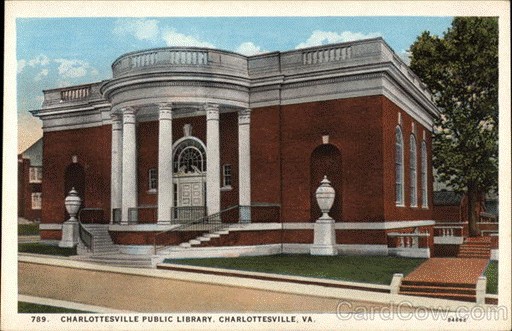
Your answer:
[238,108,251,222]
[205,104,220,216]
[121,107,137,224]
[110,114,123,224]
[157,103,173,224]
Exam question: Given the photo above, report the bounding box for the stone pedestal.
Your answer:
[310,217,338,255]
[310,176,338,256]
[59,221,79,248]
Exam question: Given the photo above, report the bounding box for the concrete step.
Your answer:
[197,236,211,242]
[399,290,476,302]
[204,233,220,238]
[400,284,476,295]
[179,242,192,248]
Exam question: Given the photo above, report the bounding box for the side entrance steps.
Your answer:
[398,257,489,303]
[399,280,477,302]
[178,226,231,248]
[77,224,119,255]
[457,237,491,259]
[73,224,153,268]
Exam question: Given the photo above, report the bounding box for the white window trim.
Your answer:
[29,167,42,183]
[395,126,405,207]
[222,164,232,189]
[421,141,428,209]
[148,168,157,193]
[31,192,42,210]
[410,134,418,207]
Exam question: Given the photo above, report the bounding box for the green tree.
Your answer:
[409,17,498,236]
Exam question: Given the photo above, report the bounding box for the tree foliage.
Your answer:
[409,17,498,235]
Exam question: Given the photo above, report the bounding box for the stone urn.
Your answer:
[310,175,338,256]
[64,187,82,222]
[315,175,335,219]
[59,188,82,248]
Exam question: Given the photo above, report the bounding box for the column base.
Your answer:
[59,220,79,248]
[157,220,171,225]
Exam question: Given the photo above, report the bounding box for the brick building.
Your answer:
[18,138,43,222]
[31,38,441,258]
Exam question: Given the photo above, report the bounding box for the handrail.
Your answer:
[153,203,280,254]
[78,208,102,252]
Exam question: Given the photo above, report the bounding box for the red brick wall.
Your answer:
[277,97,385,222]
[433,205,461,222]
[250,106,282,206]
[41,126,111,224]
[219,112,239,209]
[382,98,433,221]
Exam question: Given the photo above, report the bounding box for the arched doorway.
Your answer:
[310,144,342,221]
[172,137,207,221]
[65,163,85,201]
[64,162,85,219]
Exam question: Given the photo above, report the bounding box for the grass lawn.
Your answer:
[164,255,425,285]
[19,243,76,256]
[485,261,498,294]
[18,223,40,236]
[18,302,91,313]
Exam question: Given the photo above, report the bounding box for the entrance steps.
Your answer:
[178,226,231,248]
[457,237,491,259]
[399,280,477,302]
[398,258,489,302]
[77,224,119,255]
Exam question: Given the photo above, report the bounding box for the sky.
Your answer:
[16,16,454,152]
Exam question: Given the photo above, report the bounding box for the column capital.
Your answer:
[158,103,173,120]
[122,107,136,124]
[238,108,251,125]
[204,103,219,121]
[111,114,123,130]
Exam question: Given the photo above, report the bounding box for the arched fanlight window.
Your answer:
[395,126,405,206]
[173,139,206,174]
[421,141,428,208]
[410,134,418,207]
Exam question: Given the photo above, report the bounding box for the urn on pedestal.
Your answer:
[310,176,338,256]
[59,188,82,248]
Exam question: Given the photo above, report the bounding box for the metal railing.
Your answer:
[127,205,157,224]
[171,206,207,224]
[153,203,281,254]
[78,208,104,252]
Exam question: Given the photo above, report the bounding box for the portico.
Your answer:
[109,103,251,225]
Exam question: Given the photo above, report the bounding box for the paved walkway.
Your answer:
[403,258,489,285]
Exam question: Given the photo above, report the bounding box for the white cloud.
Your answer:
[113,18,160,41]
[34,69,49,81]
[162,29,215,48]
[54,59,96,79]
[35,95,45,106]
[28,54,50,67]
[235,42,267,56]
[17,59,27,74]
[398,49,411,65]
[295,30,381,49]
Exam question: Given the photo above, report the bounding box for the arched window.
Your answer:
[173,139,206,174]
[410,134,418,207]
[421,141,428,208]
[395,126,404,206]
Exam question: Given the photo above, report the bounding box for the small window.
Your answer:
[223,164,232,187]
[31,192,42,210]
[29,167,42,183]
[148,168,157,191]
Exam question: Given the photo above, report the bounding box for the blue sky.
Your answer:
[17,16,454,152]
